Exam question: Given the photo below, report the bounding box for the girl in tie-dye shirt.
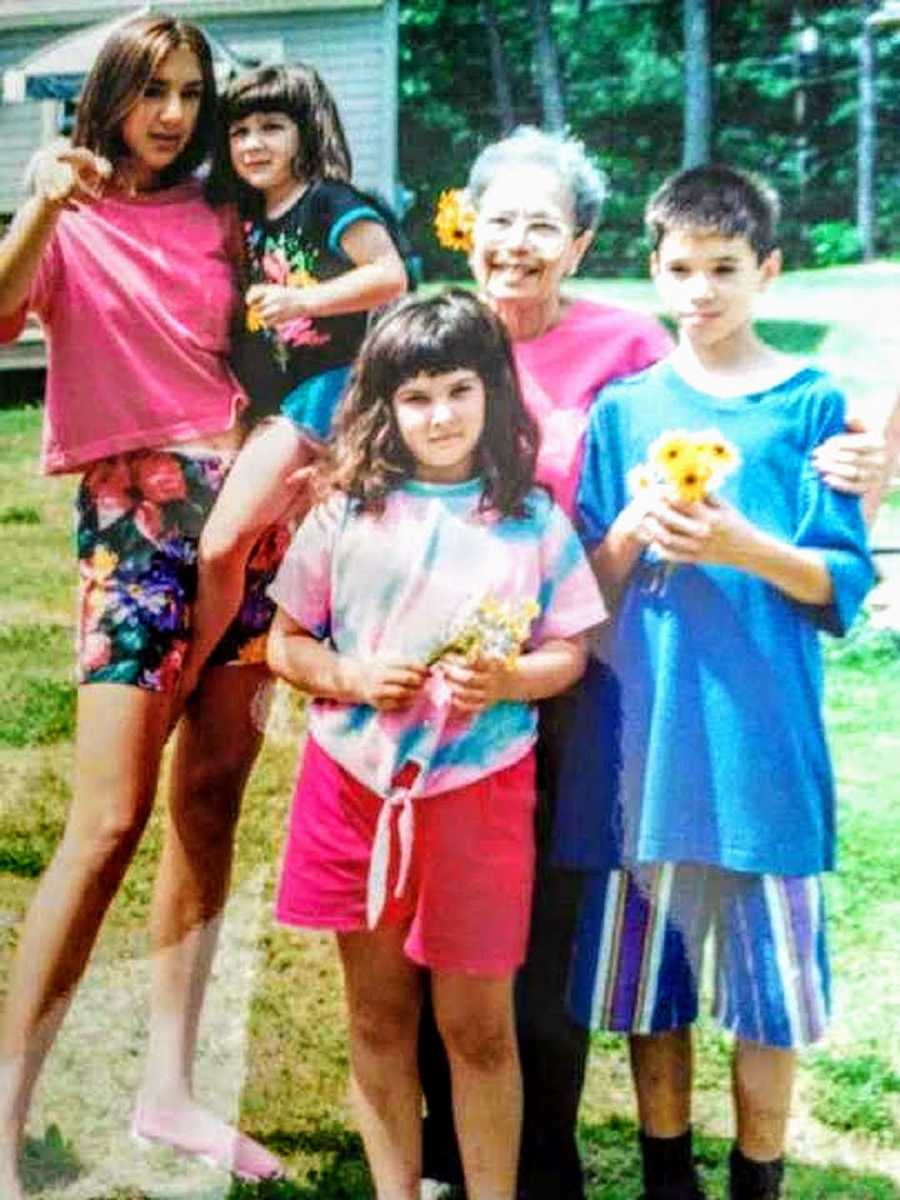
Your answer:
[266,291,605,1199]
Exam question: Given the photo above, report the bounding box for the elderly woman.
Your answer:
[418,128,881,1200]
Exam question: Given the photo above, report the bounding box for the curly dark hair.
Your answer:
[73,15,216,186]
[325,289,539,518]
[205,63,351,208]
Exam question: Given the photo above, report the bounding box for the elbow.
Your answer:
[265,631,289,681]
[379,256,409,304]
[0,293,27,332]
[568,637,590,686]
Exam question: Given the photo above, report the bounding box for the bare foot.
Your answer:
[0,1154,26,1200]
[132,1097,284,1182]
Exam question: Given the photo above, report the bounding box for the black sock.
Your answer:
[640,1128,701,1195]
[729,1145,785,1200]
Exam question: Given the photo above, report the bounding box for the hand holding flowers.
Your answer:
[246,282,312,327]
[623,427,749,567]
[439,651,515,714]
[426,594,541,714]
[352,658,429,712]
[631,490,761,568]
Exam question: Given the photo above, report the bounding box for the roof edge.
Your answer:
[0,0,383,29]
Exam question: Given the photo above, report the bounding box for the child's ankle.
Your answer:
[728,1145,784,1200]
[639,1128,706,1199]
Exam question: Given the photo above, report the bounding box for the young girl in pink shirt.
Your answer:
[0,16,283,1193]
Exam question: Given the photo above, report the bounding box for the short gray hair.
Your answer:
[467,126,607,233]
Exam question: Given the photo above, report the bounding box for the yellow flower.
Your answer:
[288,268,315,288]
[246,305,265,333]
[670,454,714,503]
[695,429,741,473]
[92,545,118,581]
[648,430,693,480]
[434,188,476,253]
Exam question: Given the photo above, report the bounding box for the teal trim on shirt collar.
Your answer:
[400,477,482,498]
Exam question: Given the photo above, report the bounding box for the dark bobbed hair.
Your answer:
[326,289,539,518]
[205,64,351,207]
[73,15,215,185]
[645,164,781,261]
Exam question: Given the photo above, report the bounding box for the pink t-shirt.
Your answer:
[513,298,673,516]
[0,180,245,474]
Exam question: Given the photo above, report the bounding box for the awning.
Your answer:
[2,6,248,104]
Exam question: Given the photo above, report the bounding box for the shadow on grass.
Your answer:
[228,1125,369,1199]
[20,1123,82,1193]
[13,1117,900,1199]
[580,1115,900,1199]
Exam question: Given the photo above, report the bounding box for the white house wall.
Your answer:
[0,2,398,214]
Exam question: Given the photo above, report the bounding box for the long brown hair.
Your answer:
[73,14,216,184]
[326,290,539,518]
[205,64,352,208]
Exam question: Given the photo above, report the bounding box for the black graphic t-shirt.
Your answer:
[230,180,385,427]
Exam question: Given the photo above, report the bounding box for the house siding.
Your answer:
[0,1,397,212]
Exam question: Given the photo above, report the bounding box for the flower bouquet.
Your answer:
[630,427,741,503]
[426,594,540,669]
[629,428,741,592]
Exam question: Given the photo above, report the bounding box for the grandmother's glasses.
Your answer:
[477,210,572,255]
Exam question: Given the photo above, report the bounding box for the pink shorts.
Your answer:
[276,738,537,976]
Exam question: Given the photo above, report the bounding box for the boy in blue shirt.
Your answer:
[562,166,874,1200]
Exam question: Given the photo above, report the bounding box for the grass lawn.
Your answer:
[0,266,899,1198]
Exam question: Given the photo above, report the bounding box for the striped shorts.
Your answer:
[569,863,830,1049]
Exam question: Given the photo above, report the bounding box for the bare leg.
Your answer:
[629,1028,693,1137]
[732,1039,796,1161]
[135,662,283,1178]
[337,926,422,1200]
[0,684,172,1200]
[140,663,266,1103]
[181,420,317,699]
[433,972,520,1200]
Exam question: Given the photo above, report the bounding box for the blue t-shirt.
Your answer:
[554,361,874,877]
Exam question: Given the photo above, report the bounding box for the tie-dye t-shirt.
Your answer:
[268,478,606,799]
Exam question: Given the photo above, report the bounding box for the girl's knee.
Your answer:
[198,519,256,569]
[438,1008,517,1074]
[59,800,151,878]
[350,993,419,1058]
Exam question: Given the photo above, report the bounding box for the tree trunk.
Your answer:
[857,0,877,260]
[528,0,566,132]
[682,0,712,167]
[482,0,516,133]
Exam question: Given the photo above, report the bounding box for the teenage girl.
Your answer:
[0,17,283,1194]
[265,291,606,1200]
[180,64,408,695]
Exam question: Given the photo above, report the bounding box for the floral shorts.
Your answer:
[75,448,290,692]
